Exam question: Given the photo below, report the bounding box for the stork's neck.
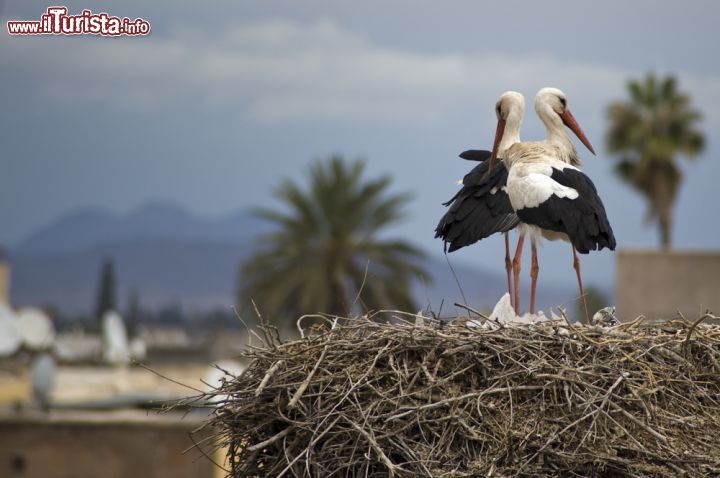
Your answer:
[498,107,523,159]
[537,104,580,165]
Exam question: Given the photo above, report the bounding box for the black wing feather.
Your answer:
[516,168,616,254]
[459,149,492,162]
[435,158,519,252]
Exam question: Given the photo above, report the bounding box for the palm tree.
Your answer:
[95,257,117,323]
[238,155,428,322]
[606,73,704,248]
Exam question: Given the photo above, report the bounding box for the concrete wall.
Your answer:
[616,249,720,321]
[0,411,216,478]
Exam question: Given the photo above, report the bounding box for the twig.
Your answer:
[247,426,295,452]
[134,361,205,393]
[349,420,399,476]
[255,360,284,397]
[196,312,720,477]
[453,302,489,320]
[683,313,716,357]
[288,344,329,409]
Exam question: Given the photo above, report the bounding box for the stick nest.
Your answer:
[202,313,720,477]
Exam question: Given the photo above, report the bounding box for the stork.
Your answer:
[491,88,616,324]
[435,91,524,305]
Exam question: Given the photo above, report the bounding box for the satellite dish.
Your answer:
[102,310,130,365]
[17,307,55,350]
[0,303,21,357]
[31,353,57,410]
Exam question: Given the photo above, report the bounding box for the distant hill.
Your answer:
[10,202,268,313]
[10,239,254,314]
[17,201,271,255]
[7,202,577,317]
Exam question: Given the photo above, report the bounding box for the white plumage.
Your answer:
[488,88,611,323]
[507,163,580,211]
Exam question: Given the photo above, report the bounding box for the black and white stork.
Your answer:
[493,88,616,324]
[435,91,524,303]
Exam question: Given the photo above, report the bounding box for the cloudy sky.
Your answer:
[1,1,718,291]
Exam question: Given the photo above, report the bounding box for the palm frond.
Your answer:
[238,155,428,323]
[605,73,704,248]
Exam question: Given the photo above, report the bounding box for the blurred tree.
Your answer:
[94,257,117,323]
[125,289,141,338]
[155,301,184,325]
[606,73,704,248]
[238,155,428,322]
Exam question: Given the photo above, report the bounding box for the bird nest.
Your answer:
[199,312,720,477]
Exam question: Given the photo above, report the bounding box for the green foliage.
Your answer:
[606,72,704,248]
[94,257,117,323]
[238,155,429,323]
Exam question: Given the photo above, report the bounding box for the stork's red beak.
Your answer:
[559,109,596,155]
[488,118,506,172]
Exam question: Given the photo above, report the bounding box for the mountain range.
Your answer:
[16,201,271,255]
[6,201,572,317]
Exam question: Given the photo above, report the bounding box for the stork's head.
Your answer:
[489,91,524,171]
[535,87,595,155]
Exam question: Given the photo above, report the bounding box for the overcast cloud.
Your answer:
[5,18,720,126]
[1,1,718,293]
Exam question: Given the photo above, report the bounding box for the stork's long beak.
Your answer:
[488,118,506,172]
[559,109,596,155]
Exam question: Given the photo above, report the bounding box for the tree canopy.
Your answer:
[238,155,428,323]
[606,73,704,248]
[94,257,117,322]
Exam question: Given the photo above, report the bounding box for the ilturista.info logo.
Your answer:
[7,6,150,36]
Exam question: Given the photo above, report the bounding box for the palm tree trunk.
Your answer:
[659,213,672,250]
[652,160,675,250]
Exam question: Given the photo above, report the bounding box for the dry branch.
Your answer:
[199,313,720,477]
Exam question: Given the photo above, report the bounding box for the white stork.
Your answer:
[490,88,616,324]
[435,91,524,305]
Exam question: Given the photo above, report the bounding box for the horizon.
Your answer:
[2,0,718,294]
[5,197,605,317]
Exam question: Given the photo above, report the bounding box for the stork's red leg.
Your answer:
[530,242,539,314]
[512,234,525,315]
[572,246,590,325]
[504,232,513,308]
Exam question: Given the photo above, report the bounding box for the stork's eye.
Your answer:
[495,103,502,116]
[559,97,567,108]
